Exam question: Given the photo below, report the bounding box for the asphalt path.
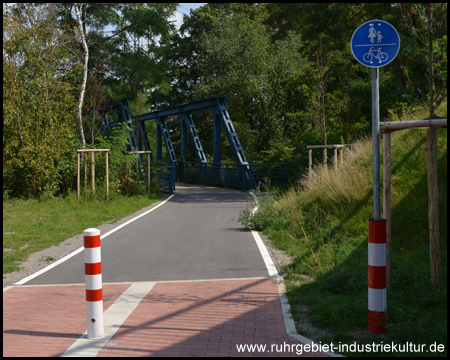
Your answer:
[24,184,269,285]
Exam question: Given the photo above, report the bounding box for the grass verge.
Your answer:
[3,190,160,274]
[240,104,447,357]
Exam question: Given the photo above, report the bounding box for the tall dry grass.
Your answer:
[279,136,373,218]
[241,101,447,351]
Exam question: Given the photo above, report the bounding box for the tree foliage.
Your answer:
[55,3,178,101]
[3,3,447,197]
[3,3,179,198]
[397,3,447,116]
[3,4,79,197]
[156,3,446,171]
[194,13,314,163]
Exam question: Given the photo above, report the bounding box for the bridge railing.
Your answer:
[156,165,176,193]
[249,163,288,188]
[129,161,287,193]
[177,162,288,190]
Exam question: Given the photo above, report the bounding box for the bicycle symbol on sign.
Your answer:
[363,47,388,64]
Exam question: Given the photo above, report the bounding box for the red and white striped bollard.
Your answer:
[84,228,104,339]
[368,219,387,333]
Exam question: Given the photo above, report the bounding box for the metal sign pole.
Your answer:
[371,67,381,220]
[369,66,387,334]
[352,19,399,335]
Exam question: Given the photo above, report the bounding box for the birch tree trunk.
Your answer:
[75,4,88,150]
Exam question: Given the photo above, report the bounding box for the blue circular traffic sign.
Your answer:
[351,20,400,68]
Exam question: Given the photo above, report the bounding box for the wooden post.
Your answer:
[340,147,344,166]
[307,144,355,180]
[91,152,95,194]
[427,128,441,285]
[77,152,81,200]
[378,120,446,286]
[383,131,392,289]
[334,147,338,171]
[84,155,87,188]
[105,152,109,200]
[77,149,109,200]
[136,156,138,181]
[308,148,312,183]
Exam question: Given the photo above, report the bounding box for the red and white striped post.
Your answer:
[368,219,387,333]
[84,228,104,339]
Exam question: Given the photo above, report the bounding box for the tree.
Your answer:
[152,4,318,165]
[313,33,330,146]
[3,4,79,197]
[74,3,88,150]
[398,3,447,117]
[82,58,113,147]
[57,2,179,144]
[150,3,267,109]
[190,10,313,162]
[3,3,179,197]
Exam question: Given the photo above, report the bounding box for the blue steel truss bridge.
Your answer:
[102,96,288,192]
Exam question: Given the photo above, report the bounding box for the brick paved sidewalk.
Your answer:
[3,284,131,357]
[3,279,331,357]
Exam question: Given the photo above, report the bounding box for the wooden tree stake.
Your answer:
[427,128,441,285]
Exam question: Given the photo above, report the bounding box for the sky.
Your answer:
[3,3,207,45]
[171,3,207,29]
[4,3,207,30]
[3,3,206,29]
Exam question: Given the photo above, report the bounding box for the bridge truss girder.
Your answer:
[103,96,250,186]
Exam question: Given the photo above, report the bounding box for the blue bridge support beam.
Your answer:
[103,96,256,190]
[179,111,207,165]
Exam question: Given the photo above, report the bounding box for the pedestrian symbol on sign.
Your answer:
[369,24,376,43]
[376,31,383,43]
[368,23,384,44]
[351,20,400,68]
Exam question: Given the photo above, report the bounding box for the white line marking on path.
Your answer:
[251,230,279,277]
[248,191,279,277]
[14,195,175,285]
[249,191,342,357]
[61,282,156,357]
